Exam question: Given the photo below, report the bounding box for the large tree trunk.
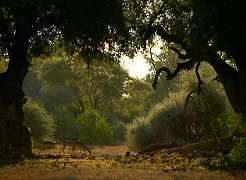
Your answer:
[0,75,32,157]
[208,51,246,119]
[0,29,32,158]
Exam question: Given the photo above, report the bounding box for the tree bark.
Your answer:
[0,29,32,158]
[207,50,246,119]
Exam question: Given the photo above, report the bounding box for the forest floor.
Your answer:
[0,145,246,180]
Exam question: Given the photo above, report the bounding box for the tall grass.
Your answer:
[127,63,239,151]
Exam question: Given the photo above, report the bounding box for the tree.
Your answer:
[124,0,246,120]
[0,0,128,156]
[69,60,130,111]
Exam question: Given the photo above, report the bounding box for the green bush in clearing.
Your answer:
[111,120,127,144]
[23,99,55,143]
[227,137,246,168]
[76,108,113,145]
[127,91,187,150]
[127,86,236,151]
[127,63,238,151]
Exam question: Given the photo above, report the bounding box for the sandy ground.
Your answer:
[91,145,129,154]
[0,145,245,180]
[1,166,244,180]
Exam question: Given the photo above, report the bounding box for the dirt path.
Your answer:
[0,165,244,180]
[0,145,245,180]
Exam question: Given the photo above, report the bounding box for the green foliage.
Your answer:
[23,99,55,142]
[127,91,187,150]
[127,63,238,151]
[111,120,127,143]
[76,109,113,145]
[41,85,77,112]
[209,137,246,170]
[53,105,80,141]
[119,79,153,123]
[208,112,241,138]
[227,137,246,168]
[0,0,129,58]
[24,56,157,144]
[0,57,7,72]
[124,0,246,121]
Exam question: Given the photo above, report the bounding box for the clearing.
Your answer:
[0,145,245,180]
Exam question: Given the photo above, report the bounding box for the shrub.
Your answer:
[127,91,188,150]
[53,105,81,141]
[23,99,55,143]
[227,137,246,168]
[209,137,246,170]
[76,108,113,145]
[127,63,238,151]
[111,120,127,144]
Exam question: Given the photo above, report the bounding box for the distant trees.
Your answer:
[23,56,154,144]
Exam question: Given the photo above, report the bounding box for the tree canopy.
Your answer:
[0,0,129,59]
[0,0,130,156]
[124,0,246,117]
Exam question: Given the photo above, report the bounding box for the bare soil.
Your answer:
[0,145,245,180]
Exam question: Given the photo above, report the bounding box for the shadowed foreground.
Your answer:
[0,166,243,180]
[0,145,245,180]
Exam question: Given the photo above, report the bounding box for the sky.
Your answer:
[120,47,161,79]
[120,53,150,79]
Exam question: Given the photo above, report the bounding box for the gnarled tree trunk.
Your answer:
[0,29,32,158]
[208,51,246,120]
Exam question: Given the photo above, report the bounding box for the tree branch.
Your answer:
[152,58,195,89]
[143,0,170,48]
[195,61,204,95]
[169,47,191,60]
[149,47,157,71]
[183,90,196,112]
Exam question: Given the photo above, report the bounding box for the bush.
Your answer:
[76,108,113,145]
[53,105,81,141]
[127,63,237,151]
[227,137,246,168]
[23,99,55,143]
[111,120,127,144]
[127,91,188,150]
[208,137,246,170]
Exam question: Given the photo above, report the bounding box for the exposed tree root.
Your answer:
[138,132,246,156]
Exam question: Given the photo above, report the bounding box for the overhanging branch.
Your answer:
[169,47,191,60]
[152,58,195,89]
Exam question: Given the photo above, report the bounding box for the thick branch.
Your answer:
[149,47,157,71]
[152,59,195,89]
[183,90,196,112]
[195,61,204,95]
[145,25,190,53]
[169,47,191,60]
